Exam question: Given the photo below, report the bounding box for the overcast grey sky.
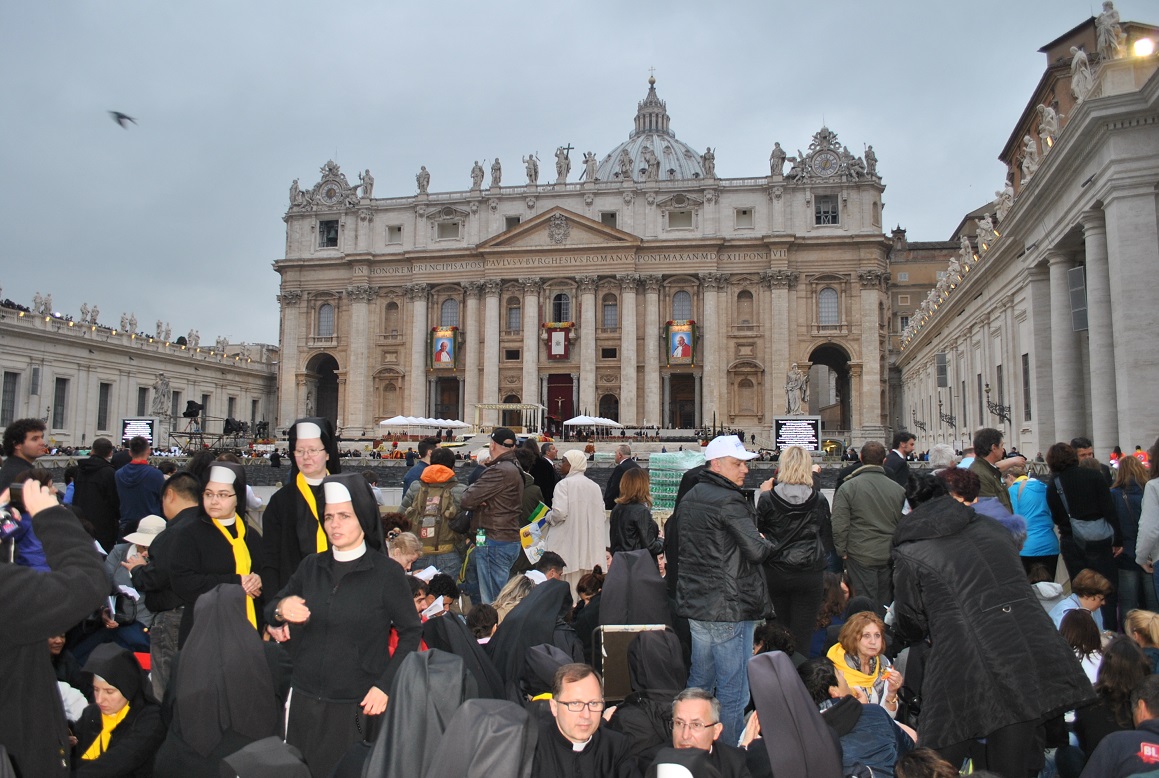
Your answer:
[0,0,1140,345]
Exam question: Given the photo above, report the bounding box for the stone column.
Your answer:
[762,269,797,421]
[1104,188,1159,448]
[345,284,376,435]
[577,275,598,416]
[1047,252,1085,442]
[276,290,303,430]
[482,280,502,426]
[617,274,639,425]
[694,374,703,428]
[643,275,662,427]
[520,278,542,415]
[463,282,482,424]
[1027,264,1056,447]
[1081,209,1117,458]
[848,363,863,437]
[427,377,436,418]
[699,273,723,422]
[571,373,580,421]
[857,270,886,437]
[662,374,671,428]
[406,283,429,417]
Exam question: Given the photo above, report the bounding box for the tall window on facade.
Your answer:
[385,302,400,336]
[1022,353,1032,421]
[317,303,335,337]
[736,290,754,325]
[602,294,618,328]
[137,387,148,417]
[52,377,68,429]
[440,298,460,327]
[552,293,571,322]
[672,290,692,320]
[506,298,521,332]
[97,382,112,431]
[818,287,839,325]
[815,195,839,225]
[319,220,339,248]
[171,391,182,420]
[1,372,18,426]
[227,396,237,420]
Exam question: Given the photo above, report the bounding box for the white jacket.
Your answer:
[544,471,608,573]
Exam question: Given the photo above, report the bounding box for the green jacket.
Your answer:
[970,458,1012,511]
[831,464,907,567]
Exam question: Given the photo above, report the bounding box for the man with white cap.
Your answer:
[670,434,775,748]
[260,418,341,596]
[170,461,264,647]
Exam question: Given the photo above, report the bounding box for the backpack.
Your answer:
[405,481,462,554]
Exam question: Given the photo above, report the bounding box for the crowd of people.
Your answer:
[6,411,1159,777]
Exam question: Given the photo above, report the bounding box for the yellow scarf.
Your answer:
[212,516,257,629]
[81,703,130,760]
[297,472,329,553]
[826,642,884,690]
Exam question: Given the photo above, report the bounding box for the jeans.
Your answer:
[1120,566,1159,618]
[688,619,757,747]
[414,550,463,580]
[475,539,520,604]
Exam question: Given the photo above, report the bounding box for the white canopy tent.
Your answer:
[378,415,470,429]
[562,415,624,428]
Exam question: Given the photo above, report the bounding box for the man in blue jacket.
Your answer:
[1082,675,1159,777]
[114,436,165,535]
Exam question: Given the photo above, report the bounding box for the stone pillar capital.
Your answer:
[1080,208,1107,237]
[404,282,429,301]
[519,277,543,295]
[616,273,641,291]
[576,275,599,295]
[1045,251,1073,268]
[462,281,483,299]
[699,272,725,290]
[278,289,303,306]
[483,279,503,297]
[642,274,663,292]
[760,269,799,289]
[345,283,377,303]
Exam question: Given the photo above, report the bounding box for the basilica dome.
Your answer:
[595,77,709,182]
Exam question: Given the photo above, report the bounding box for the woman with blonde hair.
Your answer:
[387,531,422,572]
[826,609,903,716]
[609,468,663,557]
[757,445,831,652]
[1124,609,1159,673]
[1113,455,1155,614]
[491,574,534,622]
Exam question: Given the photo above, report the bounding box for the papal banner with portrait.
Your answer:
[430,327,459,369]
[665,320,697,366]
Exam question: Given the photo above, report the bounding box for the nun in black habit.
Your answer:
[73,645,165,777]
[420,698,539,778]
[745,651,843,778]
[607,630,689,771]
[259,418,345,595]
[265,472,421,778]
[169,461,265,647]
[485,578,585,703]
[153,584,289,777]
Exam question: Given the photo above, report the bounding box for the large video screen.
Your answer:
[120,418,155,446]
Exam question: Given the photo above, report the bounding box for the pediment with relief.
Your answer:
[478,207,640,250]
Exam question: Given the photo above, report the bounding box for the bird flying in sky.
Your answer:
[109,111,137,128]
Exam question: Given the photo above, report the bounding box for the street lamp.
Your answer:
[938,397,957,429]
[983,383,1012,424]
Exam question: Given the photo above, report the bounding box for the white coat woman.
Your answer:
[544,450,609,600]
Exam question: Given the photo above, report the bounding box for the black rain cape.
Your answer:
[748,650,842,778]
[486,579,581,702]
[601,548,672,627]
[363,649,478,777]
[419,698,538,778]
[421,614,505,699]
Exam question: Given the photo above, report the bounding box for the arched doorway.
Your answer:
[807,344,851,432]
[598,393,619,422]
[306,353,340,427]
[502,394,521,428]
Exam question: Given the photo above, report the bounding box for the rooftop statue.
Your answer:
[1070,47,1095,105]
[416,166,430,194]
[769,142,786,176]
[470,161,485,190]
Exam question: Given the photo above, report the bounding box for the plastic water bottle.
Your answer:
[475,528,485,547]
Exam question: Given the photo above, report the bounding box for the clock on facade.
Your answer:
[811,150,840,177]
[319,184,342,205]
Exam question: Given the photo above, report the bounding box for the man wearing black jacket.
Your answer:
[71,437,121,551]
[127,471,201,698]
[1,480,108,778]
[604,444,640,510]
[883,432,915,488]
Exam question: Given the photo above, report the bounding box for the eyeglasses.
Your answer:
[203,491,235,502]
[557,700,606,712]
[294,448,326,458]
[673,719,719,733]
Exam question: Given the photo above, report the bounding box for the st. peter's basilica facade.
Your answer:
[275,78,891,442]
